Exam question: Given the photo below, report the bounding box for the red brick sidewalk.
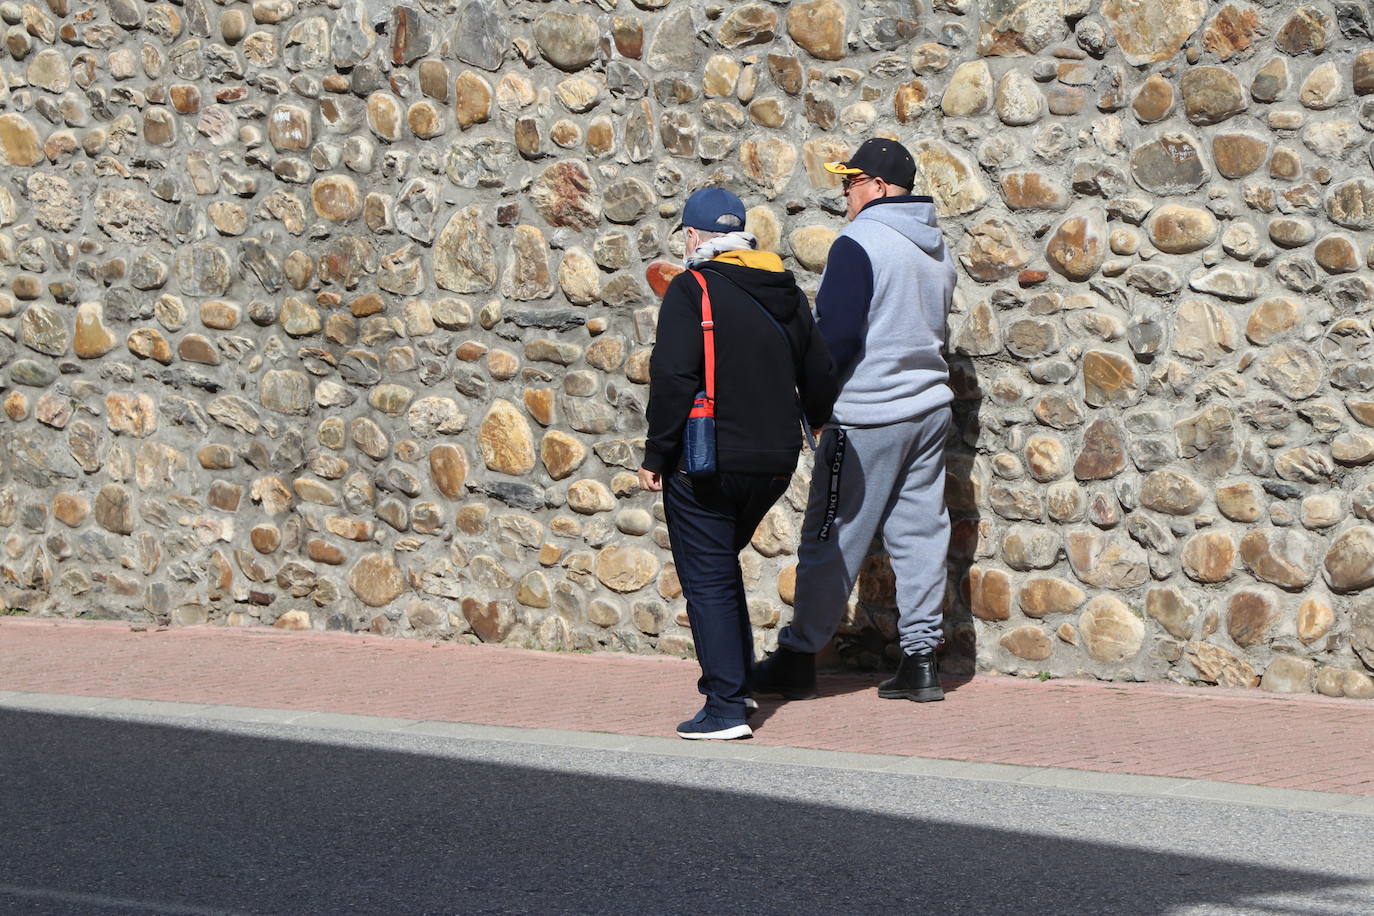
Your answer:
[4,618,1373,795]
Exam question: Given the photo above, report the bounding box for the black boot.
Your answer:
[877,650,944,702]
[752,647,817,700]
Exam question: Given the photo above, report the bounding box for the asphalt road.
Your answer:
[2,707,1371,915]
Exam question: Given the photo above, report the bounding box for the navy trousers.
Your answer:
[664,470,791,720]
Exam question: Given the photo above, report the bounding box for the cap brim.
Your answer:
[823,161,863,175]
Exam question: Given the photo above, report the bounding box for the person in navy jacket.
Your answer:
[641,187,836,740]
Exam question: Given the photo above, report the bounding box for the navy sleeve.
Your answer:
[642,275,704,474]
[815,236,874,379]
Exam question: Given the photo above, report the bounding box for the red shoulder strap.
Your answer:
[689,269,715,403]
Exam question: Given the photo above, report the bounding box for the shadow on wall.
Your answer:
[2,708,1365,915]
[835,352,984,676]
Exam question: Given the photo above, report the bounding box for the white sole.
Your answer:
[677,723,753,740]
[743,698,758,711]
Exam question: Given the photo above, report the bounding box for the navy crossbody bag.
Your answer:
[682,269,717,479]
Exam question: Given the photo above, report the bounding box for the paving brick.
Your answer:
[2,619,1372,795]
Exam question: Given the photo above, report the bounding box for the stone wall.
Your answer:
[3,0,1374,699]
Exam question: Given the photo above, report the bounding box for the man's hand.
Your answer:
[638,468,663,492]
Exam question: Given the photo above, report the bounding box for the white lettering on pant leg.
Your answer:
[816,429,847,542]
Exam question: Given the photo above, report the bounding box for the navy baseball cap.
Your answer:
[680,187,747,233]
[825,138,917,189]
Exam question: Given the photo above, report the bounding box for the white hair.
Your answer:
[688,212,743,245]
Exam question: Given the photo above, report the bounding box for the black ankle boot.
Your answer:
[752,647,817,700]
[878,650,944,702]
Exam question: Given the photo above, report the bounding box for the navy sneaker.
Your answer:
[676,710,753,740]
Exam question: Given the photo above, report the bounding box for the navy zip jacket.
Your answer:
[643,250,838,476]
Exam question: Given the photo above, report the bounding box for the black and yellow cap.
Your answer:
[823,138,917,189]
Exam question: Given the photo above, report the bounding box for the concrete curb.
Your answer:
[4,689,1370,817]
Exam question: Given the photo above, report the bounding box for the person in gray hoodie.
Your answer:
[754,138,958,703]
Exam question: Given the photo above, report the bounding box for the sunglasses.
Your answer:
[841,174,876,193]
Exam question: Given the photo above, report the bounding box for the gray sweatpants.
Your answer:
[778,405,952,656]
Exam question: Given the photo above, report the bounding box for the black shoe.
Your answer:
[878,650,945,703]
[753,647,818,700]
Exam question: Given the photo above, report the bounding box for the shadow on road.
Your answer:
[1,708,1363,915]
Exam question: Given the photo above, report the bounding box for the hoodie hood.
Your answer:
[712,248,785,272]
[700,254,805,322]
[857,196,946,258]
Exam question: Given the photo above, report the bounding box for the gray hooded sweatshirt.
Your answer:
[814,195,957,426]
